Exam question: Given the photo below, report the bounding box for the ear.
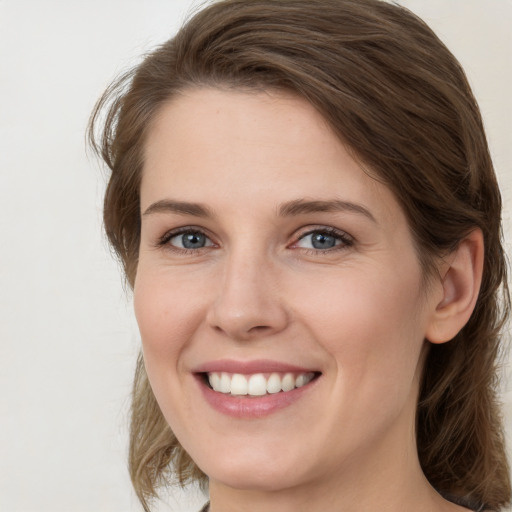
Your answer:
[425,229,484,344]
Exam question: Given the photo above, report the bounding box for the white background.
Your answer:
[0,1,510,511]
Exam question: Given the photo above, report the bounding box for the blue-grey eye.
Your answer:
[296,230,347,250]
[169,231,213,249]
[310,232,337,249]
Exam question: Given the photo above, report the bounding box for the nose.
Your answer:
[206,250,288,341]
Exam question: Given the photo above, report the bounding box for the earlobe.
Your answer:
[426,229,484,344]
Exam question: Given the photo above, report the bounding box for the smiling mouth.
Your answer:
[202,371,320,397]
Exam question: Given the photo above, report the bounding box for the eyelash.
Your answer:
[155,226,354,255]
[156,227,216,255]
[293,227,354,255]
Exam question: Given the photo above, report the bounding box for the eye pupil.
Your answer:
[182,232,206,249]
[311,233,336,249]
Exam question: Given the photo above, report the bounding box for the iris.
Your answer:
[310,232,337,249]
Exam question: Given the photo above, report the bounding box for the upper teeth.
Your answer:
[207,372,315,396]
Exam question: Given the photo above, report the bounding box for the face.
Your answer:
[135,88,441,493]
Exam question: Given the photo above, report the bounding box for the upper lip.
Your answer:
[193,359,317,375]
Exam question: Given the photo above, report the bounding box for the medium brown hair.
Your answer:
[88,0,510,510]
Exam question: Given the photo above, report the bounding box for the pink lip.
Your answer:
[192,359,321,419]
[198,381,316,418]
[193,359,315,375]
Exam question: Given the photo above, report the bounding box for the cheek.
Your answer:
[133,267,210,430]
[133,268,203,366]
[290,263,427,390]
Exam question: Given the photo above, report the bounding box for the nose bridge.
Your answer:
[207,241,287,340]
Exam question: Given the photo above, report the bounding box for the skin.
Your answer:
[135,88,476,512]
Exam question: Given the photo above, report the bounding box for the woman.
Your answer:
[89,0,510,510]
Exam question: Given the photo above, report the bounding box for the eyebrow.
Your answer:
[278,199,377,223]
[143,199,214,218]
[142,198,376,223]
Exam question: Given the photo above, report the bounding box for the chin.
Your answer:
[211,469,303,493]
[196,451,309,492]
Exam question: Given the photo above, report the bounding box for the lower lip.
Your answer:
[196,375,318,419]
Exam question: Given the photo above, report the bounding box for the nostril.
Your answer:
[213,323,272,337]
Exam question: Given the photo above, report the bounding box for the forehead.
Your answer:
[141,87,399,224]
[144,87,338,173]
